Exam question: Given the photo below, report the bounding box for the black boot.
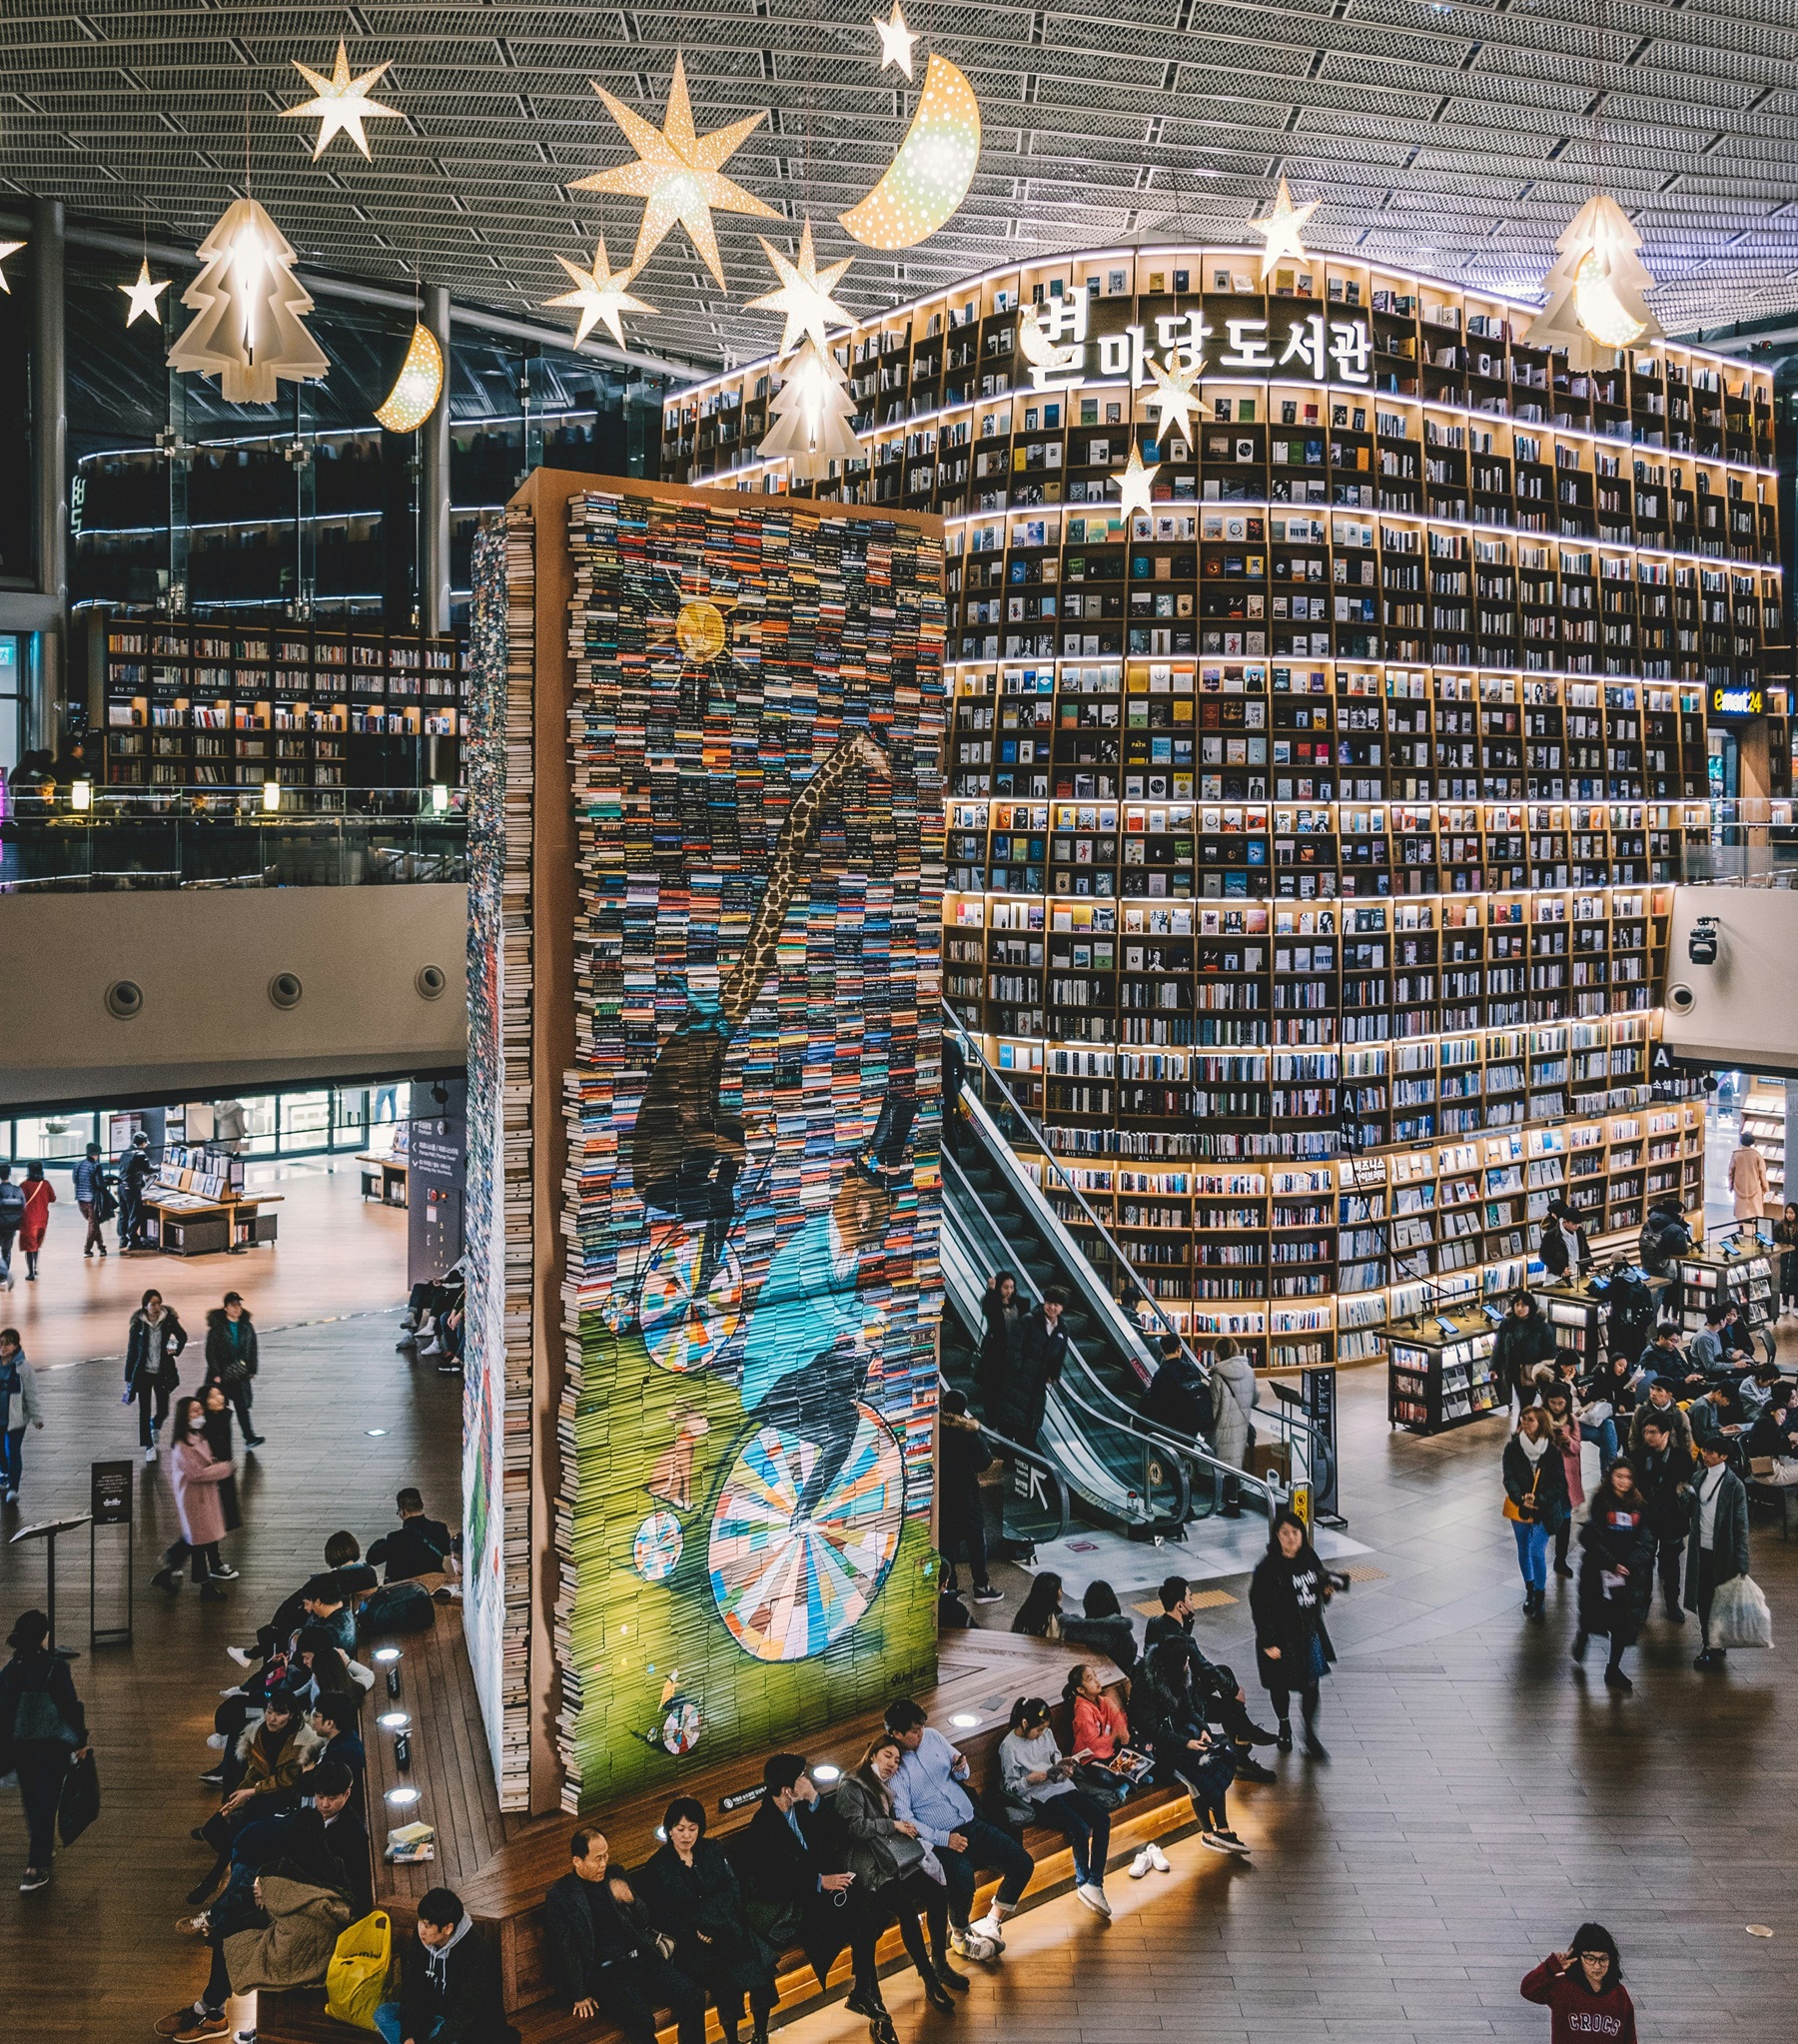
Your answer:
[933,1955,971,1993]
[1276,1719,1293,1751]
[1301,1699,1329,1760]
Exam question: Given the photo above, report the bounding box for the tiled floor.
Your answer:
[6,1168,1797,2041]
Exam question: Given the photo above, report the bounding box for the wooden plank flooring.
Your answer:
[7,1163,1798,2042]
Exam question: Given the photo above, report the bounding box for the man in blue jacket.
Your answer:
[72,1143,109,1259]
[887,1697,1034,1960]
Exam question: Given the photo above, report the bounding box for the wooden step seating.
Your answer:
[261,1616,1196,2044]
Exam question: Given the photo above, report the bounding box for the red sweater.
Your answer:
[1520,1960,1637,2044]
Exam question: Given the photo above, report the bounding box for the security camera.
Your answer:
[1687,916,1720,966]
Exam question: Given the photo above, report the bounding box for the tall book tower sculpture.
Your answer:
[467,474,949,1813]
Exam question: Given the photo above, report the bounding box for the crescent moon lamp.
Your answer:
[838,51,981,251]
[374,321,445,433]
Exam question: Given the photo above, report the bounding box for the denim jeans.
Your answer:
[375,2007,444,2044]
[1032,1786,1111,1886]
[0,1425,23,1493]
[1512,1517,1549,1589]
[937,1813,1034,1926]
[1580,1418,1619,1471]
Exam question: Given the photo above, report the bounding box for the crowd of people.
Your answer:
[133,1486,456,2042]
[1499,1279,1774,1691]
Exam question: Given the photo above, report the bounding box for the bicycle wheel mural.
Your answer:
[709,1407,907,1662]
[536,486,947,1806]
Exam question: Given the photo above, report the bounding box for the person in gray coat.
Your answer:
[1209,1338,1259,1518]
[835,1733,958,2013]
[1686,1441,1751,1671]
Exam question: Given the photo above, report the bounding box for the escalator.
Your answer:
[939,1011,1332,1538]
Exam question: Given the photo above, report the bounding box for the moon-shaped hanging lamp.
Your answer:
[374,321,445,432]
[838,52,981,251]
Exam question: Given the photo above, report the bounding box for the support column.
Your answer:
[423,285,452,637]
[32,196,66,753]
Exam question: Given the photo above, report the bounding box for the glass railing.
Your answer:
[1676,798,1798,888]
[0,787,468,891]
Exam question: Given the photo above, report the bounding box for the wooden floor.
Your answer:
[7,1173,1798,2042]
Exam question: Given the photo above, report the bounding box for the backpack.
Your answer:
[357,1580,437,1639]
[0,1183,24,1227]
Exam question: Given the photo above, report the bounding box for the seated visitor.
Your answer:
[546,1828,707,2044]
[377,1885,519,2044]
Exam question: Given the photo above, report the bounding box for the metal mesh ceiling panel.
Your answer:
[3,0,1796,369]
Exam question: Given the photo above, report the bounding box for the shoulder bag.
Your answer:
[1502,1465,1540,1523]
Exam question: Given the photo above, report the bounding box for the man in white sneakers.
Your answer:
[887,1698,1033,1958]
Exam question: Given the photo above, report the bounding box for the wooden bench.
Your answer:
[262,1624,1195,2044]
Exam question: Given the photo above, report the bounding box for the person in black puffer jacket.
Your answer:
[1572,1462,1656,1692]
[1493,1292,1557,1413]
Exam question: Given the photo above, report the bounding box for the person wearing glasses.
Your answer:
[1519,1924,1636,2043]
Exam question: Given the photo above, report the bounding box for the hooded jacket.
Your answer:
[222,1871,355,1994]
[1210,1348,1260,1468]
[1627,1396,1693,1463]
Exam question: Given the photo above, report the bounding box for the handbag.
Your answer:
[1072,1762,1129,1809]
[996,1788,1038,1829]
[326,1909,394,2030]
[57,1749,99,1846]
[1502,1465,1541,1524]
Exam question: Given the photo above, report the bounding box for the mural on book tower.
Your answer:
[559,489,948,1805]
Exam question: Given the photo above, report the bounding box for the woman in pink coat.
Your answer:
[17,1163,55,1282]
[1538,1384,1585,1580]
[155,1396,234,1600]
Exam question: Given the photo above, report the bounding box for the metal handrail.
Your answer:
[935,1372,1073,1548]
[942,1148,1195,1526]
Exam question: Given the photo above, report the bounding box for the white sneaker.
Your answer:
[1075,1881,1112,1919]
[1128,1848,1155,1880]
[970,1910,1007,1952]
[145,1445,158,1463]
[226,1647,253,1669]
[1148,1843,1172,1873]
[206,1732,228,1750]
[948,1925,996,1962]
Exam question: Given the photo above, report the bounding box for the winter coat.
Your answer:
[1638,1207,1690,1276]
[1060,1610,1139,1676]
[0,1349,42,1434]
[835,1765,929,1891]
[1537,1217,1586,1279]
[937,1410,991,1545]
[637,1838,776,1996]
[1576,1493,1655,1638]
[1729,1144,1769,1221]
[1249,1546,1336,1694]
[205,1308,260,1389]
[1628,1396,1693,1462]
[125,1306,188,1397]
[1502,1435,1570,1533]
[1684,1465,1751,1605]
[233,1715,325,1811]
[1634,1439,1695,1539]
[1541,1416,1584,1509]
[222,1872,355,1994]
[171,1434,235,1546]
[977,1291,1024,1419]
[995,1308,1068,1446]
[1493,1309,1557,1403]
[1143,1351,1212,1438]
[1210,1349,1259,1468]
[1519,1959,1638,2044]
[17,1178,54,1252]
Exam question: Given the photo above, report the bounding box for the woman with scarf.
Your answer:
[1250,1509,1340,1759]
[1503,1405,1571,1618]
[1536,1384,1586,1579]
[1573,1461,1656,1691]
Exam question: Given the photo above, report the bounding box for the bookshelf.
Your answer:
[1739,1081,1786,1208]
[668,246,1769,1371]
[92,618,466,789]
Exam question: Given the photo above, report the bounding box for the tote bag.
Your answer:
[325,1909,394,2030]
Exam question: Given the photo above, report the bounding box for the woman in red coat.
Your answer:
[1520,1925,1636,2044]
[17,1163,55,1282]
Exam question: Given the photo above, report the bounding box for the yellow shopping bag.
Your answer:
[326,1909,393,2030]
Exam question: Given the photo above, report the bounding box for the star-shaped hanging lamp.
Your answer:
[120,258,171,327]
[1146,354,1202,446]
[283,41,402,159]
[872,1,918,79]
[1111,443,1160,521]
[1251,177,1320,279]
[746,218,855,357]
[545,236,656,349]
[571,54,779,290]
[0,241,24,293]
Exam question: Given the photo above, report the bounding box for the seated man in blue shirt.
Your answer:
[886,1698,1034,1959]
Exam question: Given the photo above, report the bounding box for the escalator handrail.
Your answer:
[945,1002,1331,1502]
[935,1372,1074,1547]
[942,1162,1193,1525]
